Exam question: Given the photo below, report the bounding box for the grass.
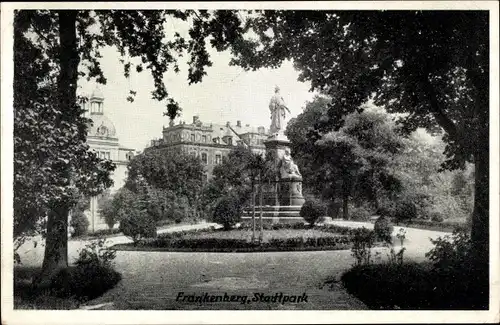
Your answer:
[14,267,80,309]
[14,264,122,310]
[341,262,488,310]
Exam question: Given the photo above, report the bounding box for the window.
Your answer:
[227,137,233,146]
[202,135,207,143]
[215,154,222,165]
[191,134,196,142]
[105,152,110,160]
[201,152,208,164]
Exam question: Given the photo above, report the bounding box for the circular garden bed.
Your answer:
[111,222,378,252]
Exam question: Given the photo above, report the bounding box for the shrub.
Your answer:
[349,205,373,221]
[351,227,375,266]
[98,192,118,229]
[89,228,122,237]
[429,212,445,223]
[393,200,418,224]
[70,211,89,237]
[50,239,121,301]
[211,195,242,230]
[119,208,157,244]
[300,199,327,227]
[425,228,472,274]
[374,216,394,243]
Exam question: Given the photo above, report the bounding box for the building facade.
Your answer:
[146,115,268,180]
[83,88,136,232]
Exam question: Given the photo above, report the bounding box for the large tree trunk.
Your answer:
[38,11,79,285]
[38,203,71,284]
[469,135,489,308]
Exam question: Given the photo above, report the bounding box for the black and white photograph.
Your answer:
[1,1,499,324]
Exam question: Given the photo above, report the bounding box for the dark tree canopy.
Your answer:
[229,10,488,170]
[226,9,489,282]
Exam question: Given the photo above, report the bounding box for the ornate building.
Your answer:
[83,88,136,232]
[146,115,268,180]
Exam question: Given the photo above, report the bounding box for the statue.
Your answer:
[280,148,302,179]
[269,86,291,137]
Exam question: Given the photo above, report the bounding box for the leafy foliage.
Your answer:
[393,200,418,224]
[351,227,375,266]
[69,211,89,238]
[374,216,394,244]
[425,228,472,274]
[201,146,274,217]
[300,199,327,227]
[50,239,121,301]
[226,9,488,267]
[286,97,405,218]
[211,194,243,231]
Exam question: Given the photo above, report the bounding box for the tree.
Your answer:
[204,146,259,206]
[287,97,405,219]
[126,149,204,217]
[227,10,489,273]
[14,12,115,282]
[15,9,246,281]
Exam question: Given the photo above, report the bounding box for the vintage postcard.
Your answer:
[1,1,499,324]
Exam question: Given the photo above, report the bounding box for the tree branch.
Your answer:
[421,75,459,140]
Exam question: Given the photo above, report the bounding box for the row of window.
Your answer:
[97,151,110,160]
[165,133,211,143]
[189,151,225,165]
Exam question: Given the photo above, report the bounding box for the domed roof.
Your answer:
[90,86,104,101]
[88,114,117,138]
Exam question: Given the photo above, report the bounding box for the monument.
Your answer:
[258,86,305,221]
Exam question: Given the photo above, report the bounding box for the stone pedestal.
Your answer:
[243,135,305,221]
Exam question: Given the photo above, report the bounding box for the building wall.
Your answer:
[147,117,268,180]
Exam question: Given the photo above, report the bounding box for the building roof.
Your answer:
[88,112,117,138]
[90,86,104,101]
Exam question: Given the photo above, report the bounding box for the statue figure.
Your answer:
[280,148,302,179]
[269,86,291,137]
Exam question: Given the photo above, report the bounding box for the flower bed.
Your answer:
[111,223,373,252]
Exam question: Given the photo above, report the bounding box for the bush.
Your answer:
[70,211,89,237]
[425,228,472,274]
[342,228,488,310]
[89,228,122,237]
[50,239,121,301]
[351,227,375,266]
[393,200,418,224]
[119,209,157,244]
[374,216,394,243]
[349,205,373,221]
[300,199,327,227]
[134,232,351,252]
[211,195,242,230]
[429,212,445,223]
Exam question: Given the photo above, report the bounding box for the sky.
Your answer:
[78,18,318,152]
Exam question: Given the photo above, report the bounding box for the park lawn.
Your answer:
[14,263,122,310]
[14,266,80,310]
[180,228,341,242]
